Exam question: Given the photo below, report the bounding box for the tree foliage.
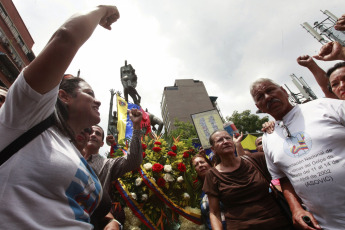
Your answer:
[167,119,198,140]
[226,110,269,134]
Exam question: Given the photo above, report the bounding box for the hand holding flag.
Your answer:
[129,108,143,130]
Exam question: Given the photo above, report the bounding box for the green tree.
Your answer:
[167,119,198,140]
[226,110,269,134]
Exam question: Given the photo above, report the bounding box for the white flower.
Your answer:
[164,164,172,172]
[141,194,148,201]
[183,193,190,200]
[177,176,184,183]
[143,163,152,170]
[130,193,137,200]
[163,173,174,182]
[135,177,142,186]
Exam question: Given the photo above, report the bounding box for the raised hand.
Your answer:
[313,41,345,61]
[128,108,143,130]
[106,134,116,146]
[297,55,316,68]
[233,132,243,145]
[98,5,120,30]
[335,14,345,31]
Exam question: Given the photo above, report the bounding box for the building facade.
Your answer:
[0,0,35,87]
[161,79,222,133]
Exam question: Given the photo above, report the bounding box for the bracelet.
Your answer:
[110,219,123,230]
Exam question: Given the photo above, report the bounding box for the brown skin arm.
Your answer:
[261,120,275,134]
[313,41,345,62]
[335,14,345,31]
[128,108,143,130]
[233,132,245,156]
[208,194,223,230]
[297,55,337,99]
[280,177,321,230]
[24,5,120,94]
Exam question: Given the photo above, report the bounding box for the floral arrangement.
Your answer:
[110,134,204,230]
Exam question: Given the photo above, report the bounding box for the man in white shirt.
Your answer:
[250,78,345,230]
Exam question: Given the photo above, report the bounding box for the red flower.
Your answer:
[193,178,198,184]
[167,151,177,157]
[152,163,164,172]
[142,143,147,150]
[157,178,166,187]
[183,151,189,158]
[171,145,177,151]
[154,141,162,145]
[177,162,186,172]
[152,147,162,152]
[142,152,146,158]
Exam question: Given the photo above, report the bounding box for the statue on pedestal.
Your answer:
[107,89,118,144]
[120,60,141,106]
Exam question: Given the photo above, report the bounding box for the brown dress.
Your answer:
[203,153,291,230]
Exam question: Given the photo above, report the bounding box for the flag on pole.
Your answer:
[117,95,152,142]
[125,103,141,139]
[117,95,128,142]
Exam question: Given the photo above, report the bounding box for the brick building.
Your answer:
[0,0,35,87]
[161,79,222,133]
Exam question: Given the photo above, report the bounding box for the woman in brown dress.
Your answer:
[203,130,292,230]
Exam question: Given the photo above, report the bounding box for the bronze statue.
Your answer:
[120,60,141,106]
[107,89,118,143]
[146,109,164,135]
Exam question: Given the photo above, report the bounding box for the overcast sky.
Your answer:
[12,0,344,154]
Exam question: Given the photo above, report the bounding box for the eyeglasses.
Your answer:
[279,121,291,138]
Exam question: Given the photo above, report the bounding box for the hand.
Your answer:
[198,147,206,155]
[98,5,120,30]
[297,55,316,68]
[106,135,116,146]
[261,121,275,134]
[104,219,120,230]
[335,14,345,31]
[233,132,243,144]
[313,41,345,61]
[129,108,142,130]
[292,209,321,230]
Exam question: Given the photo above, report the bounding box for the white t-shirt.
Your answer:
[0,71,102,229]
[263,98,345,230]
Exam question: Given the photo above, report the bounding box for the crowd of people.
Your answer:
[0,5,345,230]
[194,13,345,230]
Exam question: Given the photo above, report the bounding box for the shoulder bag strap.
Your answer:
[241,155,280,193]
[0,113,54,166]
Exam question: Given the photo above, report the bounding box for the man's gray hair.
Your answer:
[250,78,280,98]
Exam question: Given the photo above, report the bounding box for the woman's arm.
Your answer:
[233,132,245,156]
[208,194,223,230]
[24,5,119,94]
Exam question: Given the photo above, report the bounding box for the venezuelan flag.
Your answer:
[117,95,151,142]
[117,95,128,142]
